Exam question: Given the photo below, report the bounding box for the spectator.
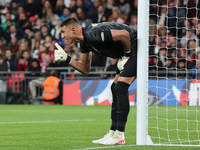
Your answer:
[0,37,6,47]
[59,7,71,21]
[149,0,158,23]
[84,0,93,10]
[42,0,53,17]
[149,55,164,77]
[177,58,187,79]
[69,0,78,13]
[32,18,43,33]
[6,25,23,44]
[149,36,162,55]
[0,1,12,7]
[167,36,177,56]
[11,0,19,16]
[3,49,17,71]
[165,55,176,77]
[180,19,191,37]
[111,11,124,24]
[77,7,93,27]
[8,37,18,50]
[157,4,167,37]
[31,40,40,59]
[97,4,106,23]
[186,39,197,69]
[40,25,51,40]
[15,41,29,59]
[129,0,138,16]
[87,0,100,23]
[31,32,44,51]
[28,58,41,77]
[166,0,186,32]
[46,8,59,27]
[180,27,199,48]
[162,0,174,11]
[40,53,51,72]
[55,0,66,16]
[51,19,62,40]
[44,35,52,48]
[14,6,25,22]
[191,50,200,79]
[129,14,137,30]
[197,22,200,46]
[76,0,85,9]
[149,17,156,44]
[38,44,47,60]
[42,70,63,104]
[191,17,198,29]
[107,6,123,22]
[29,76,46,102]
[24,29,34,43]
[0,54,7,72]
[1,13,16,31]
[71,12,78,19]
[117,0,131,18]
[186,0,197,19]
[24,0,39,17]
[17,50,32,71]
[104,0,114,20]
[158,47,167,67]
[17,13,31,35]
[48,43,55,61]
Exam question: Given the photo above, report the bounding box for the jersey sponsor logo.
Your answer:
[91,23,98,27]
[101,32,105,42]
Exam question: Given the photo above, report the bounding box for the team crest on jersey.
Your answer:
[101,32,105,42]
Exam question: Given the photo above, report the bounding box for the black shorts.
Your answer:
[116,55,137,77]
[116,41,137,77]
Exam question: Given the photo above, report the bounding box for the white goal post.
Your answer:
[137,0,200,146]
[137,0,150,145]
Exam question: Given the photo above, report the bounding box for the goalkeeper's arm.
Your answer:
[54,43,92,75]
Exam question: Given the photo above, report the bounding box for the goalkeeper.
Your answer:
[54,17,137,145]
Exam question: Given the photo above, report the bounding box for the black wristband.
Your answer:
[65,55,72,64]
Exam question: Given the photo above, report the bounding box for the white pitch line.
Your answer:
[70,144,200,150]
[0,119,97,124]
[69,144,136,150]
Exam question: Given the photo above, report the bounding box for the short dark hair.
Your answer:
[50,70,58,77]
[60,17,80,27]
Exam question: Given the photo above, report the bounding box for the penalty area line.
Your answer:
[0,119,100,124]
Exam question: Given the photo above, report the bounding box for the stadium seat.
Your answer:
[7,73,25,92]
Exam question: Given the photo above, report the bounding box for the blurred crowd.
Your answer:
[0,0,200,79]
[0,0,137,79]
[149,0,200,79]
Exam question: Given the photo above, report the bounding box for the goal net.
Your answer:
[147,0,200,145]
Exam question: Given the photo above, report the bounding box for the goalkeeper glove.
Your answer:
[54,43,72,64]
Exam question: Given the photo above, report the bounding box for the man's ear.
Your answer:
[71,27,76,34]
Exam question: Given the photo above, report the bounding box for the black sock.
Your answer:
[110,121,117,131]
[115,81,130,132]
[110,82,117,131]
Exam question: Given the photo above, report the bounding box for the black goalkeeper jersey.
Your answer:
[80,22,137,59]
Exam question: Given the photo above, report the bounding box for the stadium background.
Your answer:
[0,0,199,105]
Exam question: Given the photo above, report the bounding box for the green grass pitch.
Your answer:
[0,105,200,150]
